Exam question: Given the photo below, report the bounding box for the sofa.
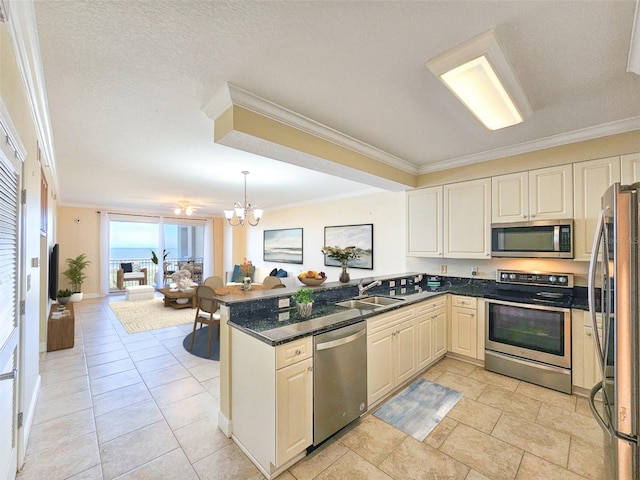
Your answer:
[224,266,296,289]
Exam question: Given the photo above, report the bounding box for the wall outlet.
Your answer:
[401,287,406,294]
[400,279,407,286]
[278,298,290,309]
[389,280,396,288]
[389,289,396,296]
[471,266,479,276]
[440,264,447,274]
[278,311,290,322]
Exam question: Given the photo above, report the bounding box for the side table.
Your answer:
[47,302,75,351]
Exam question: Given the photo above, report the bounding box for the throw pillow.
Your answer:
[132,262,141,272]
[276,268,288,278]
[120,262,133,273]
[269,268,278,277]
[231,264,241,282]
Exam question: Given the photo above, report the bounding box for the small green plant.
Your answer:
[62,253,91,292]
[56,289,72,298]
[293,288,313,305]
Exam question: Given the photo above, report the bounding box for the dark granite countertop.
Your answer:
[223,273,595,346]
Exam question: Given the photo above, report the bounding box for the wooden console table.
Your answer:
[47,302,75,352]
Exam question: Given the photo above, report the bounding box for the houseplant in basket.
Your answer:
[293,288,314,318]
[62,253,91,302]
[321,245,360,283]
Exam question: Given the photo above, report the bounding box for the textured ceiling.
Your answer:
[33,0,640,217]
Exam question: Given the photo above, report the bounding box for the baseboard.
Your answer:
[39,342,46,353]
[218,411,232,437]
[18,373,40,468]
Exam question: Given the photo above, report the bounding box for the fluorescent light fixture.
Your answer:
[427,30,532,130]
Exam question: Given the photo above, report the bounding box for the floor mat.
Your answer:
[182,325,220,361]
[109,298,194,333]
[373,378,463,441]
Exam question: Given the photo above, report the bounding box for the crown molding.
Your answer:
[204,82,418,175]
[420,116,640,174]
[0,95,26,162]
[4,0,58,189]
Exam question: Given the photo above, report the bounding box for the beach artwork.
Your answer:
[263,228,303,264]
[324,224,373,269]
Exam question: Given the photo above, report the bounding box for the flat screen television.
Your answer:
[48,243,59,300]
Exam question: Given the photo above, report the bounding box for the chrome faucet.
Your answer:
[358,279,382,296]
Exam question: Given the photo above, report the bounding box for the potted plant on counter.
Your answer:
[293,288,314,318]
[62,253,91,302]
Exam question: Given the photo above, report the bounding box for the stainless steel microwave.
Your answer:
[491,220,574,258]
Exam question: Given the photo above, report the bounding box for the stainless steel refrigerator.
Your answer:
[589,182,639,479]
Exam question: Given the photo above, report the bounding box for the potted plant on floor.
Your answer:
[62,253,91,302]
[151,249,169,284]
[293,288,314,318]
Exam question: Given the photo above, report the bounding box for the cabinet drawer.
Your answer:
[451,295,477,309]
[367,307,414,335]
[416,295,447,315]
[276,337,312,369]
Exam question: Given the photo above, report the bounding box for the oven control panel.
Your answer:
[496,270,574,288]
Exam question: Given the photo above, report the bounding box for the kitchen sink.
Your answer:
[335,300,380,310]
[357,296,405,306]
[335,296,405,310]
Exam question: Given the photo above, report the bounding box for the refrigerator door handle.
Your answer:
[589,381,609,433]
[588,210,605,368]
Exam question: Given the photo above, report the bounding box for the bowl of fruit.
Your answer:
[298,270,327,286]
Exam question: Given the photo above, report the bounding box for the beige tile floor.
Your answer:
[17,296,605,480]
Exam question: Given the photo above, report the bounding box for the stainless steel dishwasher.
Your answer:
[313,321,367,445]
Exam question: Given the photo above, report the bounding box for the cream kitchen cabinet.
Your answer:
[444,178,491,259]
[492,164,573,224]
[367,307,416,407]
[621,152,640,184]
[572,309,602,391]
[231,334,313,478]
[415,295,447,369]
[449,295,478,359]
[573,157,621,261]
[407,186,443,257]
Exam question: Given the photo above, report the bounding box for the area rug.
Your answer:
[182,326,220,361]
[373,378,463,441]
[109,298,195,333]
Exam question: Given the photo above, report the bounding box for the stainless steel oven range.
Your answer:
[484,270,573,394]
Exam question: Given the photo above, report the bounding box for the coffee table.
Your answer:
[157,287,197,309]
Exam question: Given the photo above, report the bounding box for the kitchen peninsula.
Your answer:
[214,273,490,479]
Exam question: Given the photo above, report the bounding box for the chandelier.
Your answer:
[224,171,263,226]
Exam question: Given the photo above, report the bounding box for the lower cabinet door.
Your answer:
[276,357,313,465]
[433,309,447,358]
[395,320,417,385]
[450,306,477,358]
[367,328,395,406]
[416,313,433,370]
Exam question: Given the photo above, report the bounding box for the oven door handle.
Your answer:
[588,209,605,368]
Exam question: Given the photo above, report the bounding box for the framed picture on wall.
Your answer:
[263,228,303,264]
[324,223,373,269]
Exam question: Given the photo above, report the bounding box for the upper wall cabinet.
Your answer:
[573,156,621,261]
[621,152,640,184]
[407,186,443,257]
[444,178,491,259]
[492,165,573,224]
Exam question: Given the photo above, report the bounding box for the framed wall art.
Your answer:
[324,223,373,269]
[263,228,303,264]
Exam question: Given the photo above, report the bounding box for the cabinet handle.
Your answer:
[586,331,592,337]
[531,214,536,218]
[522,214,527,218]
[485,252,490,256]
[294,349,301,355]
[308,366,313,372]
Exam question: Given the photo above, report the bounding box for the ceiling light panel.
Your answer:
[427,29,532,130]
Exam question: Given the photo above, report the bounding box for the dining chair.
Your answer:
[262,276,285,289]
[190,285,221,358]
[204,275,224,289]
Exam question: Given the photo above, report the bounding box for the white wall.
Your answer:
[244,191,407,284]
